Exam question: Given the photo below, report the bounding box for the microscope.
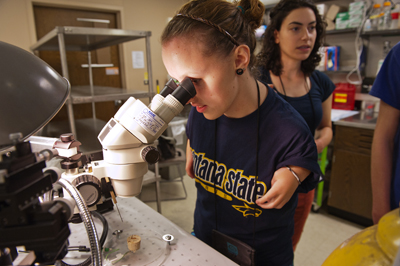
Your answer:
[0,40,196,265]
[53,77,194,217]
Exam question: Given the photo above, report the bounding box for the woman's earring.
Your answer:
[236,68,244,75]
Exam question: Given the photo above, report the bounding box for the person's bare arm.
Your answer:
[315,95,333,154]
[371,100,400,223]
[256,166,311,209]
[185,139,195,179]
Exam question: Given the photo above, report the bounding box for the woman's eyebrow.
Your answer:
[288,21,316,26]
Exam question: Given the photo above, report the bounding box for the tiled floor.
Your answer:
[140,175,365,266]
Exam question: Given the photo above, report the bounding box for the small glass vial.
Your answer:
[391,4,400,29]
[381,1,392,30]
[383,41,392,58]
[364,19,372,31]
[370,3,382,30]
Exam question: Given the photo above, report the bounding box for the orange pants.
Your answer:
[292,189,315,251]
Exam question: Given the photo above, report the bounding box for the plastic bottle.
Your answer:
[364,19,372,31]
[370,3,382,31]
[377,41,392,75]
[380,1,392,30]
[383,40,392,58]
[391,4,399,30]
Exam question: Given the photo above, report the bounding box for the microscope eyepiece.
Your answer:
[171,77,196,106]
[160,78,178,97]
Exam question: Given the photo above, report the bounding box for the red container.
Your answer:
[332,83,356,110]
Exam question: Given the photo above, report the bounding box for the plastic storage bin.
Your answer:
[332,83,356,110]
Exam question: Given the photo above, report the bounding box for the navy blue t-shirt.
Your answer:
[258,69,335,134]
[186,86,321,266]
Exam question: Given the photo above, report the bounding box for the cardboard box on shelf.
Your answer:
[326,46,340,71]
[349,9,364,20]
[348,17,362,28]
[336,19,349,29]
[336,12,350,29]
[317,46,327,71]
[326,4,345,21]
[337,12,350,20]
[348,2,365,29]
[349,1,365,12]
[317,4,328,17]
[326,19,336,31]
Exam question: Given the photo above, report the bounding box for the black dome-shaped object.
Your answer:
[0,41,70,151]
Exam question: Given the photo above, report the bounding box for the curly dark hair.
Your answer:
[256,0,326,77]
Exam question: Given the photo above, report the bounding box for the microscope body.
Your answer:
[57,77,195,212]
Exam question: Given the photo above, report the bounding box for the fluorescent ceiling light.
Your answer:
[227,0,279,5]
[260,0,279,4]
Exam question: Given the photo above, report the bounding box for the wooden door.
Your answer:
[33,5,122,122]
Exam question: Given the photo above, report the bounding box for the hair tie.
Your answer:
[175,13,239,46]
[237,5,245,14]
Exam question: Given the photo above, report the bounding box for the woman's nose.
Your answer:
[186,96,195,105]
[301,29,310,40]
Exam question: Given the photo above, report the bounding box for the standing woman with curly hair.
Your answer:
[162,0,321,265]
[257,0,335,251]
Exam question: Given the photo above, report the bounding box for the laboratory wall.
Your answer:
[0,0,187,94]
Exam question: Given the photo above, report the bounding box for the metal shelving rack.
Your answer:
[30,26,154,152]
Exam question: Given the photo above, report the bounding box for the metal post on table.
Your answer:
[86,37,97,133]
[145,33,154,102]
[154,161,162,213]
[58,31,77,138]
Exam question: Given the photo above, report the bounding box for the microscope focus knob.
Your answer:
[60,133,75,142]
[72,175,102,207]
[141,146,160,164]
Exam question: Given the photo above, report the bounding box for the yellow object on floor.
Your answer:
[322,208,400,265]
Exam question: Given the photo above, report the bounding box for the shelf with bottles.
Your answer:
[363,1,400,34]
[326,28,357,35]
[322,67,363,74]
[361,28,400,37]
[325,27,400,37]
[322,0,399,35]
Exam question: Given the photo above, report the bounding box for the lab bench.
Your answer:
[327,111,378,226]
[64,196,237,266]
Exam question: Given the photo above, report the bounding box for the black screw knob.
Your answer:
[141,146,160,164]
[60,133,74,142]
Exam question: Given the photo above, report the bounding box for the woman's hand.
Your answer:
[185,139,195,179]
[256,166,310,209]
[314,138,325,154]
[314,96,333,154]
